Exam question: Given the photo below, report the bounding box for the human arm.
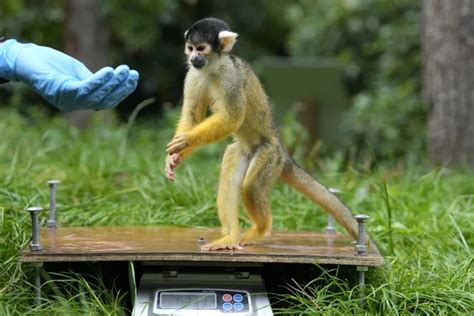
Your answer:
[0,39,139,111]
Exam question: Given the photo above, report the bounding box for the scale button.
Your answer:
[233,294,243,302]
[222,294,232,302]
[234,303,244,311]
[223,302,233,311]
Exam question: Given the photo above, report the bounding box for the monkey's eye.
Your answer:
[196,45,206,52]
[187,45,194,52]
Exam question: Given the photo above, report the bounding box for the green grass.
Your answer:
[0,107,473,315]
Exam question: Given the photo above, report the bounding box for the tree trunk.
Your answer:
[423,0,474,166]
[63,0,111,129]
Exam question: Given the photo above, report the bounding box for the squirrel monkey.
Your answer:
[166,18,359,251]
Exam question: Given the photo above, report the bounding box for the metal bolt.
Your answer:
[357,265,368,283]
[27,207,43,251]
[197,237,206,245]
[357,265,369,307]
[355,214,370,255]
[47,180,60,228]
[33,262,43,305]
[355,214,370,307]
[326,188,340,233]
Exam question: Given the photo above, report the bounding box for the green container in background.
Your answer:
[256,57,349,148]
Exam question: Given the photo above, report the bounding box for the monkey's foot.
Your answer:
[239,229,267,246]
[200,236,243,251]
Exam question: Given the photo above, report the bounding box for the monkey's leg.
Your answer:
[201,143,249,251]
[240,145,284,245]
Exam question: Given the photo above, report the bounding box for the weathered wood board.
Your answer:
[21,226,384,266]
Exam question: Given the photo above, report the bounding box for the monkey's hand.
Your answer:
[165,153,182,182]
[166,133,189,155]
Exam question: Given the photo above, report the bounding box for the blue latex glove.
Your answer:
[0,39,139,111]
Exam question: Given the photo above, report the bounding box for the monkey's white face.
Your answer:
[185,42,213,69]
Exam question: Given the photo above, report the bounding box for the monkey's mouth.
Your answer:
[191,56,206,69]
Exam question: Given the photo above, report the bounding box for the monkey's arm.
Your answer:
[171,92,209,159]
[188,110,243,145]
[165,88,208,181]
[167,108,244,155]
[165,107,198,181]
[173,123,194,159]
[167,114,241,154]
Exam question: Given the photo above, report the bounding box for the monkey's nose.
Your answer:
[191,56,206,69]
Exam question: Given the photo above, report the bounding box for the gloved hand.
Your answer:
[0,39,139,111]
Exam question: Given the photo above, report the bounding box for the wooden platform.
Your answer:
[21,226,384,266]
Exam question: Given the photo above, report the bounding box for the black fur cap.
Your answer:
[185,18,231,53]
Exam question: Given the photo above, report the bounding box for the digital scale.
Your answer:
[133,269,273,315]
[21,181,383,313]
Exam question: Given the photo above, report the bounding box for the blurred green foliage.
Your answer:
[0,0,293,117]
[99,0,293,109]
[0,0,424,163]
[287,0,424,164]
[0,0,63,47]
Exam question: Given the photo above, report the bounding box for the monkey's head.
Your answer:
[184,18,238,70]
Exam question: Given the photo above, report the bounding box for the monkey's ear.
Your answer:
[218,31,238,53]
[184,30,189,38]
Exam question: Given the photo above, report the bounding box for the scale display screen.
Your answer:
[160,292,216,309]
[155,289,251,313]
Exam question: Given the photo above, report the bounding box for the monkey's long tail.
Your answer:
[280,154,359,240]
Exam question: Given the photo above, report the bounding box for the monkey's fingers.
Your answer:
[170,153,182,167]
[166,140,179,153]
[165,166,176,182]
[166,143,185,155]
[166,134,188,155]
[165,161,177,182]
[168,134,184,144]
